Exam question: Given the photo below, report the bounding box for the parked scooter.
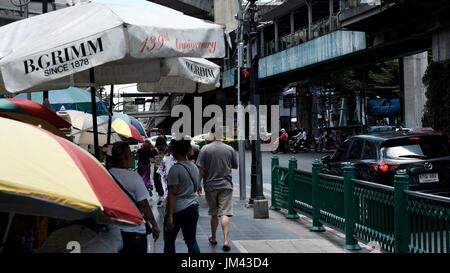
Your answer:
[289,136,316,153]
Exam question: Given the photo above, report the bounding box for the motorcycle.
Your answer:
[288,137,315,153]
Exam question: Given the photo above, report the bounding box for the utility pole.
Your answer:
[236,0,246,201]
[247,0,268,218]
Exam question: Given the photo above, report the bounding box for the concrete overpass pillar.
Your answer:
[433,27,450,62]
[403,52,428,128]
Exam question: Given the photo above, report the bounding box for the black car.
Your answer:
[321,131,450,192]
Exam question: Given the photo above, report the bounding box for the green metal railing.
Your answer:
[406,190,450,253]
[271,155,450,253]
[353,178,395,252]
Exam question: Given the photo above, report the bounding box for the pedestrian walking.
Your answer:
[109,142,160,253]
[164,139,200,254]
[279,128,289,153]
[196,133,238,252]
[153,135,168,206]
[157,144,177,207]
[137,140,158,194]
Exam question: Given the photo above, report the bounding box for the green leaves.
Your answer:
[422,60,450,133]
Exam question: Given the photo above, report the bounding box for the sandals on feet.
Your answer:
[208,237,218,245]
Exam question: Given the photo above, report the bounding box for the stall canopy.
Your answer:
[137,57,221,94]
[0,1,225,93]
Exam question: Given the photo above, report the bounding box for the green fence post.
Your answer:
[309,159,325,232]
[394,169,410,253]
[286,157,299,219]
[343,163,361,250]
[270,156,281,211]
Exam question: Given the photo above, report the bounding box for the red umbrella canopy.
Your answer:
[0,98,71,133]
[0,117,143,225]
[99,115,144,143]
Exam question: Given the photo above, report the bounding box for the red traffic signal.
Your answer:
[242,68,251,79]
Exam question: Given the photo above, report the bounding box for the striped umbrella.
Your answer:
[110,117,145,143]
[14,87,109,115]
[0,98,71,138]
[114,113,147,137]
[0,117,143,225]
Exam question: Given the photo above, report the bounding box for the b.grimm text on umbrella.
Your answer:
[185,61,215,79]
[23,37,104,76]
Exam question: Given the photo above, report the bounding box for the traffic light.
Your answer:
[240,67,251,91]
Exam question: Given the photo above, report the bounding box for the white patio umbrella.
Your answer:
[0,1,225,157]
[0,1,225,92]
[67,110,121,146]
[137,57,221,94]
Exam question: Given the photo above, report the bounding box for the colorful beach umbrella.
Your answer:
[109,117,144,143]
[0,98,71,138]
[14,87,109,115]
[0,117,143,225]
[114,113,146,137]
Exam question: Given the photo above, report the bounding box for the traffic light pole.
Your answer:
[237,21,246,201]
[247,0,268,218]
[235,1,246,201]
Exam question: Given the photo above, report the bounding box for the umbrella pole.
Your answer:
[90,68,100,159]
[0,213,15,253]
[107,85,114,145]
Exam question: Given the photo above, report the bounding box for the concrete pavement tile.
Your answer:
[319,247,346,253]
[237,240,276,253]
[264,240,299,253]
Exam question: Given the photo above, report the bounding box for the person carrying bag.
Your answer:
[163,139,200,254]
[108,142,160,253]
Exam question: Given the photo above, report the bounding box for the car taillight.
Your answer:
[379,163,390,172]
[369,163,400,173]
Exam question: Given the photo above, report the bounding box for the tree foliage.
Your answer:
[422,61,450,133]
[329,70,364,125]
[123,97,137,113]
[367,59,400,96]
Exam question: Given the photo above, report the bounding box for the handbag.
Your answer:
[109,171,152,235]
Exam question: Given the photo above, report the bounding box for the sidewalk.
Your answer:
[148,187,372,253]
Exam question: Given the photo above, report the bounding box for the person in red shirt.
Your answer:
[279,129,289,153]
